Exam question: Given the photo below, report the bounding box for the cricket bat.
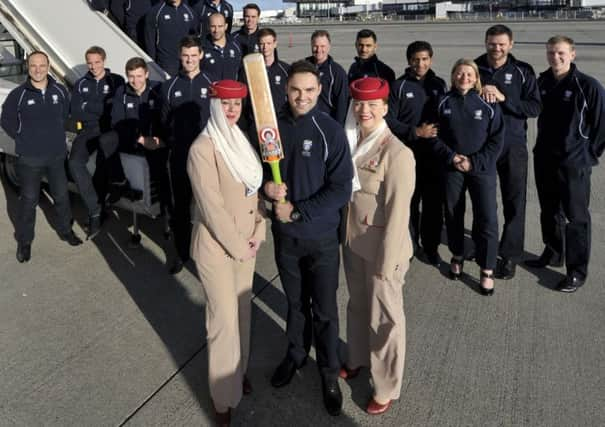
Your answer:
[243,53,284,187]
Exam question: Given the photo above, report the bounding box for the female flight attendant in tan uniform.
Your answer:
[339,77,416,415]
[186,80,265,426]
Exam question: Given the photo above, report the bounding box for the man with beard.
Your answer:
[475,24,541,279]
[348,29,395,84]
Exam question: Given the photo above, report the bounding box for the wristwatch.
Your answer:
[290,210,302,222]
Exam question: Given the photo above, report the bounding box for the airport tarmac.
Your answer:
[1,20,605,427]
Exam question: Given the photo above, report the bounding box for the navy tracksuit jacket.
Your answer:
[201,35,242,81]
[71,69,125,132]
[231,26,259,56]
[305,55,350,125]
[347,55,395,85]
[1,76,69,159]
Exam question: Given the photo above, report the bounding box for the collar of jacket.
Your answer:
[539,62,577,83]
[279,104,321,124]
[354,54,379,66]
[84,68,112,82]
[306,55,334,70]
[125,80,151,97]
[25,74,58,92]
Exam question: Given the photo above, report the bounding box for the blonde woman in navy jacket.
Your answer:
[433,59,504,295]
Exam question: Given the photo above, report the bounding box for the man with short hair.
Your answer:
[526,35,605,292]
[201,12,242,80]
[232,3,261,55]
[161,36,213,274]
[348,29,395,84]
[68,46,125,239]
[387,40,447,264]
[475,24,541,279]
[257,28,289,112]
[103,57,171,213]
[1,51,83,263]
[194,0,234,38]
[305,30,349,125]
[264,60,353,416]
[144,0,198,76]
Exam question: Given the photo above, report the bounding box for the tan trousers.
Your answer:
[343,247,407,402]
[194,249,255,413]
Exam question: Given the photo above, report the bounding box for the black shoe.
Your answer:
[555,275,584,293]
[425,250,442,267]
[60,230,83,246]
[87,215,102,240]
[16,243,31,263]
[169,258,185,275]
[322,376,342,416]
[479,270,495,296]
[449,256,464,280]
[271,357,302,388]
[524,249,563,268]
[495,258,516,280]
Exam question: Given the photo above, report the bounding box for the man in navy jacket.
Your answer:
[193,0,234,38]
[69,46,124,239]
[201,13,241,81]
[347,29,395,84]
[387,41,447,264]
[305,30,349,125]
[161,36,213,274]
[231,3,260,55]
[476,25,541,279]
[1,51,82,263]
[144,0,198,77]
[263,60,353,417]
[526,36,605,292]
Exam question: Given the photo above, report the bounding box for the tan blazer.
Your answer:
[344,127,416,279]
[187,134,266,263]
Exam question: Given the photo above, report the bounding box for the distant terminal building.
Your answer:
[290,0,605,18]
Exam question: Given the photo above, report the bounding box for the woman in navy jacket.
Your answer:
[433,59,504,295]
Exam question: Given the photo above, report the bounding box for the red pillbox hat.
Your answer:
[211,80,248,99]
[349,77,389,101]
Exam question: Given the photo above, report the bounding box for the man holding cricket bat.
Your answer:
[263,60,353,416]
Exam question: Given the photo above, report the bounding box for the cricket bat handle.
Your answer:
[268,160,287,207]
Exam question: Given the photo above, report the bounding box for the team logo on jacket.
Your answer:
[229,49,235,58]
[201,88,208,98]
[443,108,451,115]
[205,53,212,58]
[164,14,171,20]
[432,89,438,96]
[103,85,110,94]
[149,99,155,108]
[183,13,190,22]
[52,94,59,104]
[174,90,182,98]
[275,75,281,85]
[27,99,35,106]
[474,110,483,120]
[302,139,313,157]
[406,92,414,98]
[127,102,134,109]
[504,73,513,84]
[82,87,89,93]
[563,90,573,101]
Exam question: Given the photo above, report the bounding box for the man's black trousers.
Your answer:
[534,155,591,280]
[496,142,528,262]
[273,231,340,379]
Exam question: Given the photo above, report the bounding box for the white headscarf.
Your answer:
[202,98,263,195]
[344,100,388,196]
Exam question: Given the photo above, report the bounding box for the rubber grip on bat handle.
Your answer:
[269,161,286,204]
